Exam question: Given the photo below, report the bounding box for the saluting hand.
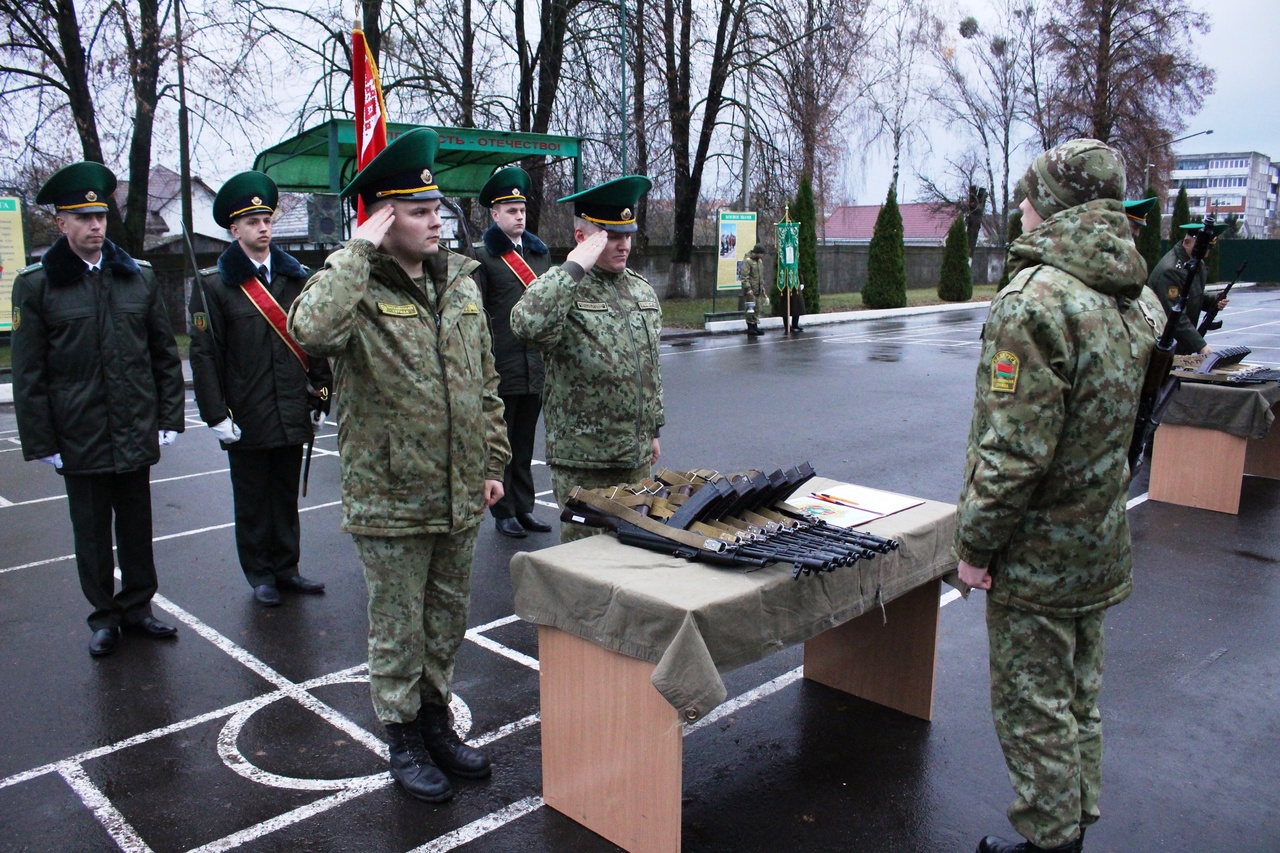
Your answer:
[353,204,395,248]
[565,229,609,270]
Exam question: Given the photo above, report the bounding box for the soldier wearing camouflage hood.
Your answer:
[287,129,510,805]
[954,139,1164,853]
[509,175,663,543]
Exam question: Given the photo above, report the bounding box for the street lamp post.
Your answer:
[1144,128,1213,197]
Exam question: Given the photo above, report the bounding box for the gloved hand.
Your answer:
[210,419,241,443]
[311,409,325,434]
[159,430,179,446]
[38,453,63,469]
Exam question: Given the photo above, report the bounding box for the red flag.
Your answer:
[352,29,388,224]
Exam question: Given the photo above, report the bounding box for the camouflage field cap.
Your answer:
[1022,138,1126,220]
[1123,197,1158,224]
[36,161,117,213]
[214,171,278,228]
[560,175,652,233]
[479,167,530,208]
[342,127,443,205]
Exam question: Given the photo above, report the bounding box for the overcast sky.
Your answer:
[856,0,1279,204]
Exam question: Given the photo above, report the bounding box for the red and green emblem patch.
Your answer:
[193,312,208,332]
[991,350,1019,393]
[10,307,18,331]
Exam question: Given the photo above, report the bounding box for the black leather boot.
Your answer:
[420,703,491,778]
[977,832,1083,853]
[384,722,452,802]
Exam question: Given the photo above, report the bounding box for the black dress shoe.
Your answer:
[127,616,177,638]
[253,584,282,606]
[385,722,452,802]
[88,627,120,657]
[419,704,491,778]
[978,833,1083,853]
[516,512,553,533]
[495,517,527,538]
[279,574,326,594]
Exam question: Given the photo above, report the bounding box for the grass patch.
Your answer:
[660,285,999,329]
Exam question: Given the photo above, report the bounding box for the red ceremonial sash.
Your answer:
[500,249,537,287]
[240,277,310,371]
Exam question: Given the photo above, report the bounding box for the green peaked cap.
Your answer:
[341,127,443,204]
[479,167,531,208]
[1123,197,1158,223]
[559,175,652,233]
[36,161,117,212]
[214,171,278,228]
[1179,221,1228,237]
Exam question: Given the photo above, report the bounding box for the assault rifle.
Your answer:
[561,464,898,579]
[1196,261,1247,336]
[1128,215,1216,473]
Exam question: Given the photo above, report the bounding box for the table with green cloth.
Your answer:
[1151,380,1280,513]
[510,478,958,853]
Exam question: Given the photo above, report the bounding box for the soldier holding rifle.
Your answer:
[1146,221,1229,354]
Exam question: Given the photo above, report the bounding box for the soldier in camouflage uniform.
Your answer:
[954,140,1164,853]
[1146,221,1229,355]
[509,176,664,543]
[287,129,511,804]
[740,244,766,336]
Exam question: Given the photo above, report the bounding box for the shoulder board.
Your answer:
[18,262,42,275]
[198,266,218,276]
[1001,264,1043,296]
[135,259,152,268]
[472,241,485,249]
[625,268,651,284]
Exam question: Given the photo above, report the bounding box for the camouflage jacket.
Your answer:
[955,199,1164,616]
[1147,242,1209,355]
[287,241,510,536]
[740,257,763,298]
[509,263,664,469]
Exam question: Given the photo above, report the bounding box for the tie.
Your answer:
[258,264,270,284]
[514,244,523,257]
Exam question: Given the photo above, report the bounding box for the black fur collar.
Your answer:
[41,237,139,287]
[216,240,308,286]
[482,224,547,258]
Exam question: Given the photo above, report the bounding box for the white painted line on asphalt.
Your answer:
[941,588,963,606]
[406,796,545,853]
[0,495,11,506]
[1127,492,1149,510]
[466,630,540,671]
[470,713,540,748]
[685,668,803,734]
[58,763,154,853]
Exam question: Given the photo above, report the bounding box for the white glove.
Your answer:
[39,453,63,469]
[311,409,325,434]
[210,419,241,443]
[159,430,178,446]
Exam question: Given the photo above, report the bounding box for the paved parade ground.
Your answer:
[3,289,1280,852]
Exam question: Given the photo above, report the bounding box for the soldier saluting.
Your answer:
[509,175,664,543]
[188,171,332,607]
[470,167,554,538]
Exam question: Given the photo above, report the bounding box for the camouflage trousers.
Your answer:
[987,597,1105,848]
[550,463,653,544]
[352,528,478,724]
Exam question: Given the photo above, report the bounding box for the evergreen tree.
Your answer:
[1170,185,1191,234]
[998,209,1023,290]
[792,177,821,314]
[1137,184,1163,275]
[862,184,906,309]
[937,217,973,301]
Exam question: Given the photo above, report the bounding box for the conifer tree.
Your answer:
[998,209,1023,290]
[1170,185,1191,234]
[793,177,821,314]
[937,216,973,301]
[862,184,906,309]
[1136,184,1163,275]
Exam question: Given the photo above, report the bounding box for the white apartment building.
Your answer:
[1167,150,1279,237]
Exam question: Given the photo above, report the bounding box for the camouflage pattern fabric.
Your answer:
[287,241,510,536]
[1147,240,1210,355]
[550,463,653,543]
[740,257,763,322]
[353,529,477,723]
[509,265,664,469]
[955,198,1162,616]
[1021,138,1127,221]
[987,597,1102,848]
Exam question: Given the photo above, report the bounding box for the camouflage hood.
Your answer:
[1007,199,1146,301]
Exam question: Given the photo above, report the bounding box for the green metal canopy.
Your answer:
[253,119,585,197]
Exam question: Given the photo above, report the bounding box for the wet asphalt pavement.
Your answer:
[2,289,1279,852]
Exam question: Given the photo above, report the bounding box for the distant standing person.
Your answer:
[740,244,767,336]
[1146,221,1228,355]
[509,176,664,543]
[189,171,332,607]
[471,167,553,539]
[11,162,185,657]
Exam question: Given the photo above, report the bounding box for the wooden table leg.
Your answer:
[539,625,682,853]
[1149,423,1247,514]
[802,579,940,721]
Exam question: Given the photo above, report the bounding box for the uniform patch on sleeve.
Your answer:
[10,307,18,331]
[377,302,419,317]
[1166,284,1180,302]
[192,312,207,332]
[991,350,1020,393]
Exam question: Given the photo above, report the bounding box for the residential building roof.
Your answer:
[822,202,956,245]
